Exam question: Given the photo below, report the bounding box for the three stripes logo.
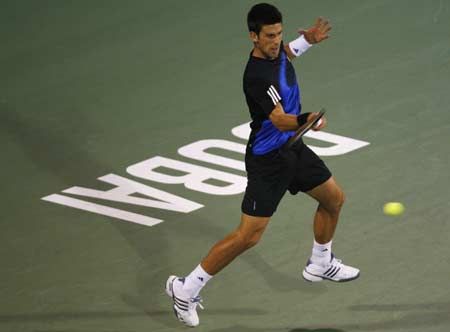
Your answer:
[174,296,189,312]
[266,85,281,105]
[324,265,341,278]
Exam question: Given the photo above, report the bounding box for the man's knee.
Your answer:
[326,187,345,214]
[242,230,264,249]
[337,188,346,207]
[238,213,269,249]
[317,184,345,216]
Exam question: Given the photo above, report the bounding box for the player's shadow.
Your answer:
[241,247,327,294]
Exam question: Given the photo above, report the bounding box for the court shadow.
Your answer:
[1,104,173,327]
[1,102,105,183]
[242,249,327,294]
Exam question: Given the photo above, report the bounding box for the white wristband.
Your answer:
[288,35,312,57]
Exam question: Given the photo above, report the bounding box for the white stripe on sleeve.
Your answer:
[266,85,281,105]
[267,89,277,105]
[269,85,281,100]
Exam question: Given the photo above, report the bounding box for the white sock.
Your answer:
[182,264,213,298]
[310,239,332,265]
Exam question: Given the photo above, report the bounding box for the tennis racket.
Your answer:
[285,109,326,149]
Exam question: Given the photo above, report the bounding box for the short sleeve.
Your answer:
[244,80,282,116]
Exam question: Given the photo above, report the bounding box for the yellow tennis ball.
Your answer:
[383,202,404,215]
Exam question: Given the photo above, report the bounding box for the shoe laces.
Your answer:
[190,296,204,310]
[329,255,343,268]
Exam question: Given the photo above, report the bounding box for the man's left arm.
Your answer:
[285,17,332,60]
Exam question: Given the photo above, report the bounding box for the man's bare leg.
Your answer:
[201,213,270,275]
[303,176,359,282]
[166,213,271,326]
[168,213,270,298]
[307,176,345,244]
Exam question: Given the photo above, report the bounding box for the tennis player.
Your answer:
[166,3,359,327]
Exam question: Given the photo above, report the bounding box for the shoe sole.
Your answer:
[302,269,360,283]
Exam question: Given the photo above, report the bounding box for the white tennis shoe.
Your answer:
[302,253,360,282]
[165,275,204,327]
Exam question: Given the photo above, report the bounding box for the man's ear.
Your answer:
[249,31,258,42]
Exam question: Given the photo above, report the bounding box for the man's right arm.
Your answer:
[245,80,324,131]
[269,102,300,131]
[269,102,327,132]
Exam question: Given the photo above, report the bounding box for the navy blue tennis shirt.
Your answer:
[243,42,302,155]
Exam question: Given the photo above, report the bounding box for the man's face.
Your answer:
[251,23,283,60]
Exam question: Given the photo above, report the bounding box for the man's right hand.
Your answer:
[308,112,327,131]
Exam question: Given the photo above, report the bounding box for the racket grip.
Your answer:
[297,112,311,126]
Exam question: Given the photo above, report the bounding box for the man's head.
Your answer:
[247,3,283,60]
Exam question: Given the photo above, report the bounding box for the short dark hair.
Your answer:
[247,3,282,35]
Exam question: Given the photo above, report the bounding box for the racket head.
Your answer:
[285,109,326,149]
